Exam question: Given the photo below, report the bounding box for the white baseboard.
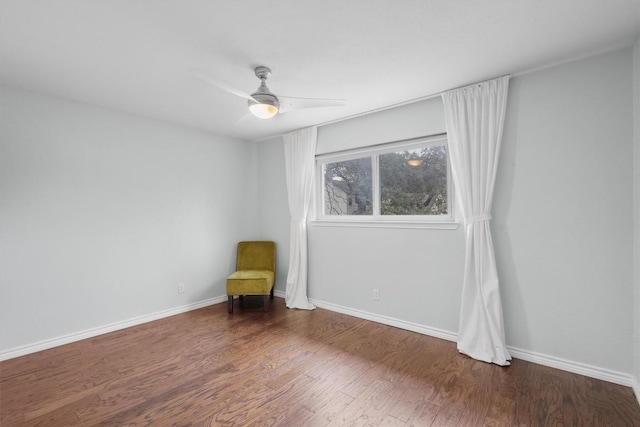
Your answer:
[507,346,634,387]
[304,295,635,389]
[3,291,637,396]
[0,296,227,361]
[308,297,458,343]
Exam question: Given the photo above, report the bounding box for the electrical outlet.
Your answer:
[178,283,185,294]
[373,289,380,301]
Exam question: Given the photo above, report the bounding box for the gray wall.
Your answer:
[316,97,446,155]
[495,48,633,373]
[0,85,259,353]
[258,48,636,376]
[256,136,290,293]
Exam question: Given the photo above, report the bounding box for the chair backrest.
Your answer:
[236,241,276,272]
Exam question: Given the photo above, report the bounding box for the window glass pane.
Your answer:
[323,158,372,215]
[379,144,448,215]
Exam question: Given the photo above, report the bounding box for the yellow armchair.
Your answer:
[226,241,276,313]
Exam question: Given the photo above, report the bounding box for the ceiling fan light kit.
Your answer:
[248,66,280,119]
[248,102,278,119]
[248,92,279,119]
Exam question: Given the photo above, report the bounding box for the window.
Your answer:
[315,134,455,228]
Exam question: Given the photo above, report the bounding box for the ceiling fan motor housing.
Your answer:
[249,67,280,113]
[249,91,279,107]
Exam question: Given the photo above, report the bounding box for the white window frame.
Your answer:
[311,134,457,229]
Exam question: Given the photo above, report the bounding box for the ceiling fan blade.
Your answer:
[192,68,256,101]
[234,113,256,126]
[278,96,346,113]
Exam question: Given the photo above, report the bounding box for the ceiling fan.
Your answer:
[194,66,346,119]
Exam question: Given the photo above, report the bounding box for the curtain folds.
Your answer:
[442,76,511,366]
[283,127,317,310]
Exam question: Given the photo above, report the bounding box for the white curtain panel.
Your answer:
[283,127,317,310]
[442,76,511,366]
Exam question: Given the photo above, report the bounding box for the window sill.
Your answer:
[309,219,459,230]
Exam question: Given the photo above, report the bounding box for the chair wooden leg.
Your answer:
[263,295,270,312]
[227,296,233,313]
[270,286,274,299]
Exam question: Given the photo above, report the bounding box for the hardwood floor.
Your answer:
[2,297,640,426]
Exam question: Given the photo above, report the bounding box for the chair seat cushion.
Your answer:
[226,270,274,295]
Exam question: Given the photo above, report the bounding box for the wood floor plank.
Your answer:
[240,373,319,426]
[327,379,395,426]
[302,391,355,427]
[405,400,440,426]
[379,386,424,424]
[2,297,639,426]
[481,359,521,426]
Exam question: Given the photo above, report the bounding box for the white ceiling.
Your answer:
[1,1,639,142]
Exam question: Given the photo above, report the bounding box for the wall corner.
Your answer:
[633,36,640,405]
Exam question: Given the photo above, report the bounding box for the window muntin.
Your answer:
[316,134,452,224]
